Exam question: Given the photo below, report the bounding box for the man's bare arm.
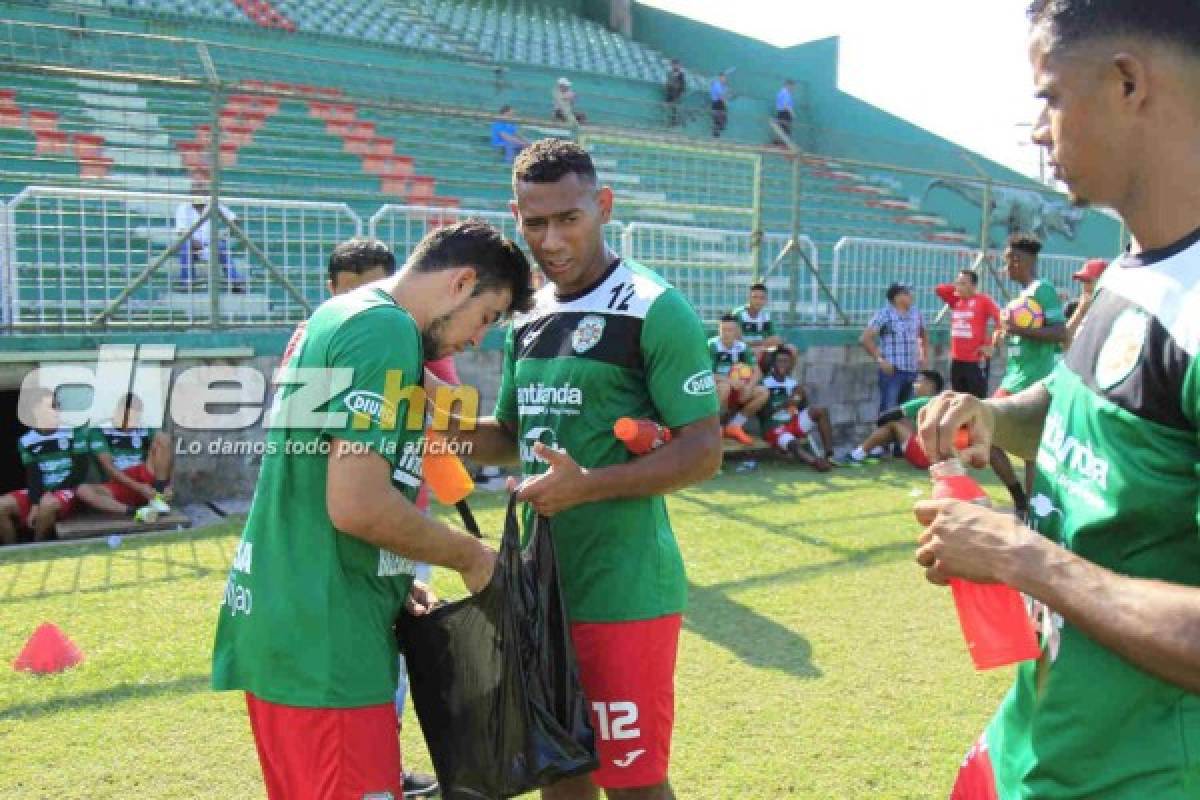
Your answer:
[987,384,1051,460]
[589,415,721,500]
[326,439,494,592]
[451,417,520,465]
[1007,536,1200,695]
[518,416,721,517]
[1013,323,1067,344]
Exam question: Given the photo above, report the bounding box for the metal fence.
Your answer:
[622,222,820,325]
[831,237,1087,328]
[4,186,359,329]
[2,191,1097,332]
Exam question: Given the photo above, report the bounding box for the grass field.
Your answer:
[0,461,1016,799]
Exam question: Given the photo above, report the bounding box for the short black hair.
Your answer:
[498,104,512,114]
[958,269,979,285]
[1028,0,1200,55]
[749,282,767,293]
[328,237,396,282]
[919,369,945,393]
[408,220,535,314]
[719,313,737,323]
[512,138,597,186]
[886,283,912,302]
[1007,233,1043,257]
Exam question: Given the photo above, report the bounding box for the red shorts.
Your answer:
[903,432,930,470]
[763,409,813,451]
[570,613,681,789]
[950,732,1000,800]
[104,464,156,507]
[245,693,401,800]
[6,488,79,520]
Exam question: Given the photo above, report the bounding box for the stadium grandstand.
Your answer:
[0,0,1120,480]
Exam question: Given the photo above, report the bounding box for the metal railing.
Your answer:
[621,223,819,325]
[830,237,1087,328]
[5,186,359,329]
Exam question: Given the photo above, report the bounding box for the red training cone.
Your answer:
[13,622,84,674]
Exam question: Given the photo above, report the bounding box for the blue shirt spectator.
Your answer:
[710,75,727,103]
[489,105,529,163]
[775,84,793,113]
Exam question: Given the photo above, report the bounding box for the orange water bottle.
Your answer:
[614,417,671,455]
[929,440,1040,671]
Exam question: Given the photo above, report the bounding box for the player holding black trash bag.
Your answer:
[450,139,723,800]
[396,495,597,799]
[211,222,534,800]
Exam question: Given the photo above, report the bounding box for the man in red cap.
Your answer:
[1065,257,1109,346]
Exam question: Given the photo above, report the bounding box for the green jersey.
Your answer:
[88,425,156,472]
[212,287,426,708]
[986,233,1200,798]
[760,374,799,427]
[900,395,930,420]
[708,337,755,377]
[1000,279,1065,392]
[732,304,774,345]
[18,428,89,499]
[495,258,718,622]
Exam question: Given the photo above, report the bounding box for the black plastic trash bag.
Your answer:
[395,496,597,799]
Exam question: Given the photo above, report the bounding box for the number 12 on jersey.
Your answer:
[591,700,641,741]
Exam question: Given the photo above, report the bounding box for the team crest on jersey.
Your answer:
[571,315,606,353]
[1095,307,1147,390]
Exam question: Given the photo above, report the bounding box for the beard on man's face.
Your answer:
[421,312,451,360]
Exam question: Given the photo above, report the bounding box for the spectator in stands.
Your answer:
[759,348,834,471]
[731,281,800,372]
[1064,257,1108,347]
[0,389,155,544]
[552,77,585,126]
[710,313,768,444]
[935,268,1002,398]
[861,283,928,414]
[326,235,441,800]
[775,78,796,140]
[86,393,173,517]
[710,71,729,137]
[174,194,246,292]
[664,58,687,127]
[845,369,943,467]
[490,105,530,165]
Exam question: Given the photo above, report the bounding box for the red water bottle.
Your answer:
[929,455,1041,671]
[614,417,671,455]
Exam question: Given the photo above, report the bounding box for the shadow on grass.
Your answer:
[686,581,822,679]
[671,490,866,557]
[0,542,228,606]
[0,673,211,720]
[705,539,916,595]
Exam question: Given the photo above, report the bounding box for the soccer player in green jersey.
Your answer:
[1,389,157,544]
[916,2,1200,796]
[989,233,1067,513]
[455,139,722,800]
[86,393,173,516]
[211,222,534,799]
